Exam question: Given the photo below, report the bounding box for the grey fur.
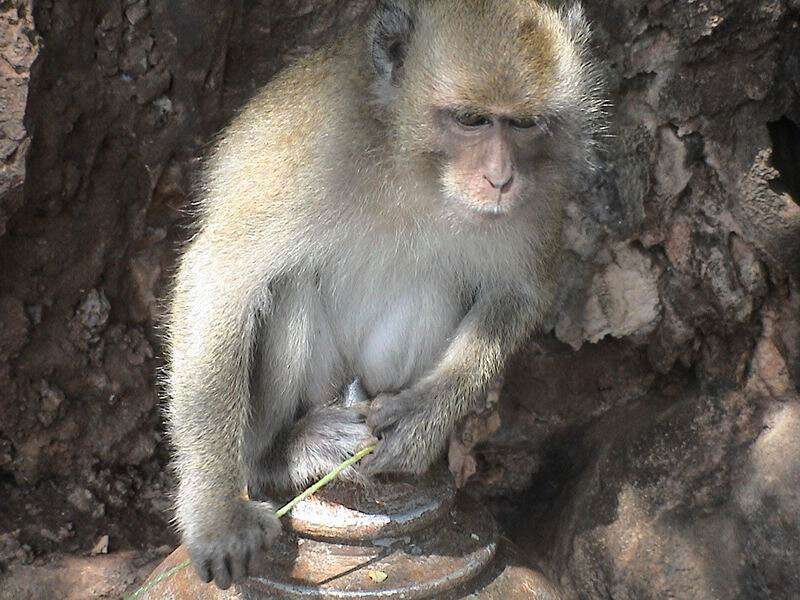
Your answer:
[164,0,605,590]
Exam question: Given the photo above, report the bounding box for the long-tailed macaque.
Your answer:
[166,0,604,589]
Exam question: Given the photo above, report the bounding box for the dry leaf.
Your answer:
[448,436,477,489]
[91,534,109,555]
[367,570,388,583]
[448,379,504,487]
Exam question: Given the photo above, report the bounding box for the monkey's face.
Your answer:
[404,66,582,223]
[434,107,557,219]
[372,0,604,222]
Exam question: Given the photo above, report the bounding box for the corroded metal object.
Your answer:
[286,467,456,542]
[138,469,562,599]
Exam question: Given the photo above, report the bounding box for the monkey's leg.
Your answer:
[365,285,546,475]
[251,403,372,496]
[245,287,364,496]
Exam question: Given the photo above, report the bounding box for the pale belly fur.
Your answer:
[320,252,466,398]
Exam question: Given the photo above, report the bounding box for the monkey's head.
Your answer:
[369,0,605,220]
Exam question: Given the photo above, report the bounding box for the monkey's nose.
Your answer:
[483,173,514,193]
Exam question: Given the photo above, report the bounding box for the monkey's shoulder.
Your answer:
[200,51,373,210]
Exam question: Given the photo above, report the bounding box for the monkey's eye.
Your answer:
[509,116,543,130]
[451,110,492,128]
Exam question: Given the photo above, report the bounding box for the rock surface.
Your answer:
[0,549,165,600]
[0,1,798,598]
[0,1,38,237]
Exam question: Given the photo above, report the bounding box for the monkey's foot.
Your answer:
[185,500,280,590]
[252,405,374,496]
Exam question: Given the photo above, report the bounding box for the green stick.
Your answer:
[275,445,375,518]
[125,445,376,600]
[125,560,193,600]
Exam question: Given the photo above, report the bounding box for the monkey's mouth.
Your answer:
[469,201,515,218]
[441,192,520,222]
[456,192,522,220]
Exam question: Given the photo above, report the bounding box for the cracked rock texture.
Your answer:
[0,1,798,598]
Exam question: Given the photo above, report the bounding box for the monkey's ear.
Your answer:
[370,0,415,86]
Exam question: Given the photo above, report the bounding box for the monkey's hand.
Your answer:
[364,386,446,475]
[184,499,281,590]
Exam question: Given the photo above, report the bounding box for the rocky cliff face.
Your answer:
[0,1,797,598]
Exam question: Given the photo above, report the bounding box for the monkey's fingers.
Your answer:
[212,554,233,590]
[186,501,281,590]
[357,434,380,452]
[194,558,214,584]
[360,433,409,476]
[367,393,415,434]
[230,547,252,582]
[358,444,384,474]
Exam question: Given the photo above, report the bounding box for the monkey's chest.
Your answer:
[325,273,464,395]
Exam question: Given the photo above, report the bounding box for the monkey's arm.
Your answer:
[166,241,280,589]
[366,283,549,475]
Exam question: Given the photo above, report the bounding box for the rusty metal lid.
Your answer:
[135,501,563,599]
[287,468,456,543]
[245,498,498,599]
